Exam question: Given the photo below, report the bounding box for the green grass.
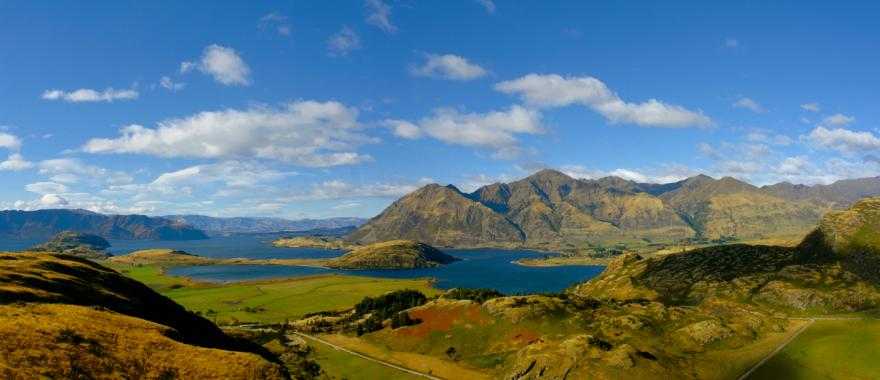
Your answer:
[749,319,880,380]
[309,340,423,380]
[110,263,440,324]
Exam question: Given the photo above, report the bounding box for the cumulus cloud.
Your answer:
[185,45,251,86]
[495,74,711,128]
[365,0,396,33]
[82,101,375,167]
[805,126,880,153]
[821,113,855,127]
[37,194,69,208]
[159,76,185,91]
[327,27,362,57]
[732,97,765,113]
[294,178,434,201]
[41,88,138,103]
[746,131,793,146]
[149,161,290,195]
[25,181,69,195]
[475,0,496,13]
[410,54,488,81]
[385,105,542,159]
[0,132,22,150]
[37,158,133,185]
[382,119,422,139]
[559,164,696,183]
[800,102,820,112]
[259,12,291,36]
[0,153,33,171]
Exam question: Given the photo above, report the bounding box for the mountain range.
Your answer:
[164,215,366,235]
[0,209,207,240]
[348,169,880,250]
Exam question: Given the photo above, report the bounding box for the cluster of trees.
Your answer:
[442,288,504,303]
[353,290,427,335]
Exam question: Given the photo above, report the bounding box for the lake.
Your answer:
[2,235,605,294]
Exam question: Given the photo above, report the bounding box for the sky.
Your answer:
[2,1,880,219]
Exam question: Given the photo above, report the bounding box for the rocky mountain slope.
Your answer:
[0,252,287,378]
[165,214,366,235]
[349,169,870,249]
[0,209,207,240]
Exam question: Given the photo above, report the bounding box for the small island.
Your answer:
[29,231,113,260]
[326,240,458,269]
[271,236,355,250]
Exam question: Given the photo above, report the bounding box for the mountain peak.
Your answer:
[527,168,574,182]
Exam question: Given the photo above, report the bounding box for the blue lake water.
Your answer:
[1,235,605,294]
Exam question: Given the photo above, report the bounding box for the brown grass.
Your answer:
[0,303,286,379]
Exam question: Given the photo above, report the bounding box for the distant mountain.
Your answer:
[164,214,366,235]
[0,209,207,240]
[348,169,880,249]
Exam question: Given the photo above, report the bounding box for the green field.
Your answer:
[749,319,880,380]
[309,339,423,380]
[111,264,441,324]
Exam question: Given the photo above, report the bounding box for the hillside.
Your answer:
[165,215,366,235]
[0,209,207,240]
[348,169,863,249]
[0,252,287,378]
[326,240,458,269]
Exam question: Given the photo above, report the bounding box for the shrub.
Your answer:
[390,311,422,329]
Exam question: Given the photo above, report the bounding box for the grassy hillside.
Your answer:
[0,252,287,379]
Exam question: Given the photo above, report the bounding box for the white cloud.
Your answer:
[0,153,33,171]
[387,105,542,159]
[327,27,362,57]
[410,54,488,81]
[83,101,375,167]
[495,74,711,128]
[746,131,792,146]
[180,61,196,73]
[0,132,22,150]
[559,164,695,183]
[295,178,434,201]
[25,182,69,195]
[821,113,854,127]
[149,161,290,195]
[189,44,251,86]
[732,97,765,113]
[725,38,739,48]
[159,76,185,91]
[800,102,820,112]
[475,0,496,13]
[259,12,291,36]
[383,119,422,139]
[37,194,69,208]
[805,126,880,153]
[38,158,133,185]
[41,88,138,103]
[776,156,810,175]
[365,0,396,33]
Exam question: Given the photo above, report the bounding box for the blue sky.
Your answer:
[2,1,880,219]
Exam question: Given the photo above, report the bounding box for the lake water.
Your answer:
[2,235,605,294]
